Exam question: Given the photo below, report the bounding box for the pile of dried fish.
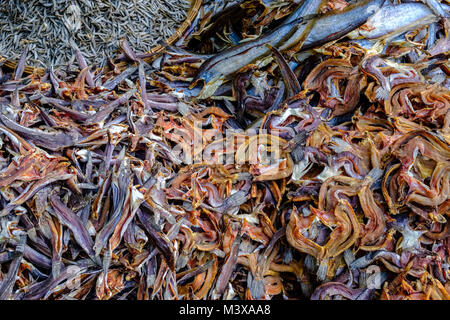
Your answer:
[0,0,449,300]
[0,0,191,68]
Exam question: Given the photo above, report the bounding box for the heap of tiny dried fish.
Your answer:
[0,0,449,300]
[0,0,191,68]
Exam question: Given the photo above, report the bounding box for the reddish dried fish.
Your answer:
[0,0,448,301]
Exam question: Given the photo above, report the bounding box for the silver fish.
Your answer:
[357,2,438,39]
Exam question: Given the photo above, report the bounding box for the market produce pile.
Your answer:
[0,0,191,68]
[0,0,449,300]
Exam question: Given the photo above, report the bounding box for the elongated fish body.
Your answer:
[301,0,386,50]
[193,0,325,85]
[194,0,385,89]
[358,3,438,39]
[423,0,449,18]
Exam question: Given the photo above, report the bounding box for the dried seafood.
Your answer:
[0,0,191,68]
[0,0,449,300]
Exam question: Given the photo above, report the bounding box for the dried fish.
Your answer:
[0,0,448,301]
[0,0,191,68]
